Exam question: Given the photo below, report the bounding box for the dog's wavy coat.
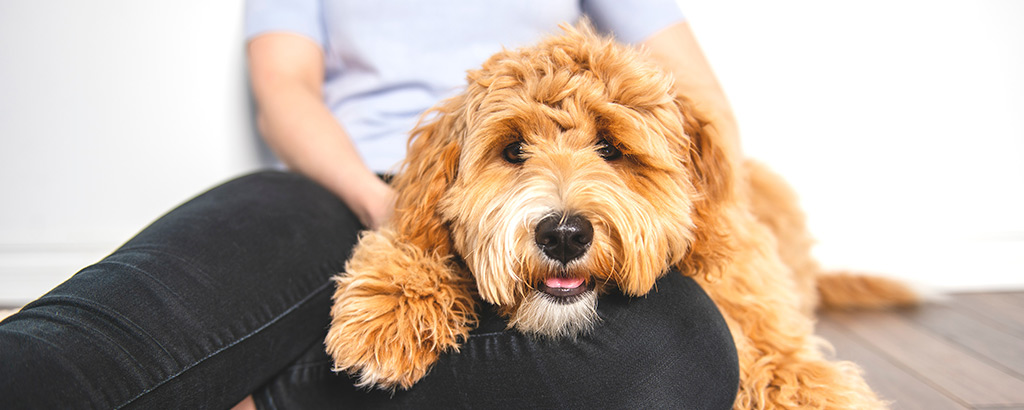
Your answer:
[326,25,915,409]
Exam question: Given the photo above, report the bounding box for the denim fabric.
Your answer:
[0,171,738,409]
[255,272,739,410]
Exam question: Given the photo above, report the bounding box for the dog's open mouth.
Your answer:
[538,276,593,302]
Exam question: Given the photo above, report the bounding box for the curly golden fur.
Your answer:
[326,24,916,408]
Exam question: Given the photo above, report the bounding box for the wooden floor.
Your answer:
[817,291,1024,410]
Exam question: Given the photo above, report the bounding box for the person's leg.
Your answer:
[254,271,739,410]
[0,171,362,409]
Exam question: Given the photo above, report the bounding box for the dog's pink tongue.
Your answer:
[545,277,584,289]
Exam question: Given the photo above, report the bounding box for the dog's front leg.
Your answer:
[699,210,886,409]
[325,228,477,391]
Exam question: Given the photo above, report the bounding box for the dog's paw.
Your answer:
[325,230,476,390]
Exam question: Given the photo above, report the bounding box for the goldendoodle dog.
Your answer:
[325,24,916,408]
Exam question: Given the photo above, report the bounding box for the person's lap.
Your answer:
[255,271,738,409]
[0,171,738,409]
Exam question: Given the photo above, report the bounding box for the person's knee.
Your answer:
[609,273,739,408]
[668,276,739,408]
[691,312,740,408]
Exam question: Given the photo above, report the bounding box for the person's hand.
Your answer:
[347,174,395,230]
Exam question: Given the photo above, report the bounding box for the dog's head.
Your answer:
[388,24,734,338]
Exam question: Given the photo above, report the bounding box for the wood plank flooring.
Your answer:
[817,291,1024,410]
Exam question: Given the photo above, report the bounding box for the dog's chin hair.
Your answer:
[508,290,600,339]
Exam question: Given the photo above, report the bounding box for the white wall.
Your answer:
[0,1,261,304]
[682,0,1024,290]
[0,1,1021,304]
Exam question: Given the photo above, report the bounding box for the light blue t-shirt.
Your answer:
[246,0,685,173]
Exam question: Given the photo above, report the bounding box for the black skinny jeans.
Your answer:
[0,171,738,409]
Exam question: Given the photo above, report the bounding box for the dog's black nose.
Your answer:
[534,213,593,265]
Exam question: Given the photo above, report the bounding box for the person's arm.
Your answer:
[247,32,394,229]
[641,21,742,159]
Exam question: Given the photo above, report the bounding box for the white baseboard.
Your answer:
[0,246,112,306]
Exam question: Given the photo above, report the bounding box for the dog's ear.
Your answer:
[675,96,739,279]
[676,96,733,204]
[388,96,466,254]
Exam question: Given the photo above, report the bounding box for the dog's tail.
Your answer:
[816,271,920,310]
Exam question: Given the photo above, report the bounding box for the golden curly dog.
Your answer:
[325,24,916,409]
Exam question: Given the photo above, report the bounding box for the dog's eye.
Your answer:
[596,139,622,161]
[502,141,527,164]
